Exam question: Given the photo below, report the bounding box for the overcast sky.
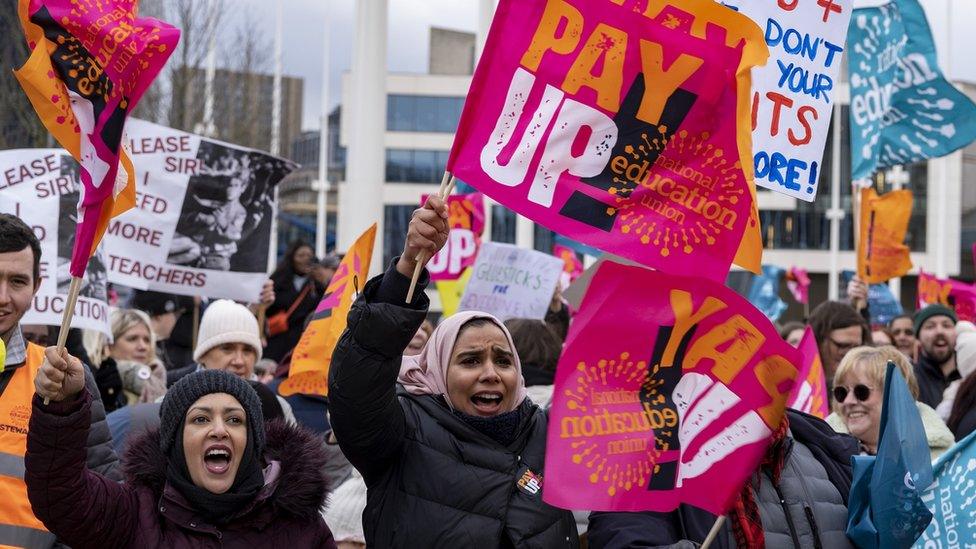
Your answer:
[233,0,976,132]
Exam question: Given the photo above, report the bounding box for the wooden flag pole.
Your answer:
[405,172,456,303]
[701,515,726,549]
[43,276,83,405]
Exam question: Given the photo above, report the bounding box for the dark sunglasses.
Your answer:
[833,384,872,403]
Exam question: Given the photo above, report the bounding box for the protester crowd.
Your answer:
[2,199,975,548]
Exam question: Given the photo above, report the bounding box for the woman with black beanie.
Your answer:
[26,356,337,548]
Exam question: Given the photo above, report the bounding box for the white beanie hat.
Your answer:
[955,321,976,379]
[193,300,263,362]
[323,471,367,543]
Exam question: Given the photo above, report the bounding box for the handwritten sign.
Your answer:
[449,0,769,281]
[458,242,563,321]
[724,0,851,200]
[545,261,799,513]
[422,193,485,281]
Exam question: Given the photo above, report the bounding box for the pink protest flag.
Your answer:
[918,271,976,323]
[545,261,800,514]
[553,244,583,283]
[786,266,810,304]
[447,0,769,281]
[422,193,485,281]
[787,327,830,419]
[16,0,180,277]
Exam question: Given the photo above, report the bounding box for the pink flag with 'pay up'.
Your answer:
[421,193,485,281]
[448,0,769,281]
[553,244,583,284]
[786,266,810,305]
[918,271,976,323]
[544,261,800,514]
[16,0,179,277]
[787,327,830,419]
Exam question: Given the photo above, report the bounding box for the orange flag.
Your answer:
[279,224,377,397]
[857,187,913,284]
[15,0,179,277]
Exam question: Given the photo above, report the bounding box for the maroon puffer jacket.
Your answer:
[25,391,337,548]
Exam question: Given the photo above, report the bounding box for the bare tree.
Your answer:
[165,0,226,131]
[0,3,47,148]
[219,11,273,148]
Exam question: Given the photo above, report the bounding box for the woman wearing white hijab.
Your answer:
[328,197,578,549]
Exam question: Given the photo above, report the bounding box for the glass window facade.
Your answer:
[384,205,414,265]
[758,106,928,251]
[387,95,465,133]
[385,149,451,183]
[491,205,516,244]
[534,225,555,253]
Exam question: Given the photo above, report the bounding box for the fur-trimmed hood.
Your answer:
[122,419,332,522]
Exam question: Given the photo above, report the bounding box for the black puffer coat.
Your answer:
[328,265,578,548]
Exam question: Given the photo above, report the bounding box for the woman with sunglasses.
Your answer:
[826,346,954,460]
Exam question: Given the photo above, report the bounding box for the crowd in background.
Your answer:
[3,208,975,548]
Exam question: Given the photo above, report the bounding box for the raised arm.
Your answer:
[328,197,449,481]
[26,348,139,548]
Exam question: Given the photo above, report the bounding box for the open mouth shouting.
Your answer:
[203,444,234,475]
[470,391,505,415]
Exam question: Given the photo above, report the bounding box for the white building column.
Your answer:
[315,0,332,259]
[827,105,844,301]
[477,0,496,59]
[927,151,963,278]
[516,215,534,250]
[339,0,388,273]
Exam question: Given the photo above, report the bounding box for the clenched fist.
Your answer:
[35,347,86,402]
[396,196,450,278]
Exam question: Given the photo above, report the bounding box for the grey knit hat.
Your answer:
[159,369,265,455]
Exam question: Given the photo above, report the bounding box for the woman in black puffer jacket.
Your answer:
[328,198,578,549]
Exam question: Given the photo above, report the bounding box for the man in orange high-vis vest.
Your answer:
[0,214,120,548]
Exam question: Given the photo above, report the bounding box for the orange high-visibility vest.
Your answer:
[0,342,55,548]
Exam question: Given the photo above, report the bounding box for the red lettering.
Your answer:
[788,105,818,146]
[765,91,794,138]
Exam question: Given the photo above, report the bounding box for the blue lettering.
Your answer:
[754,151,812,191]
[765,20,838,66]
[823,41,843,68]
[776,60,834,102]
[806,161,819,194]
[765,18,783,47]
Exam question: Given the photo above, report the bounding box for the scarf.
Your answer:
[727,415,791,549]
[452,405,523,447]
[398,311,527,412]
[165,423,265,525]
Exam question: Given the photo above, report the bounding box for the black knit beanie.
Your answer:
[159,369,265,456]
[914,304,957,335]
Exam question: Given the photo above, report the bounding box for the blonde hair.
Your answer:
[107,308,158,364]
[832,345,919,413]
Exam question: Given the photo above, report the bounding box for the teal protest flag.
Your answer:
[913,430,976,548]
[848,0,976,180]
[747,265,789,322]
[847,362,934,548]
